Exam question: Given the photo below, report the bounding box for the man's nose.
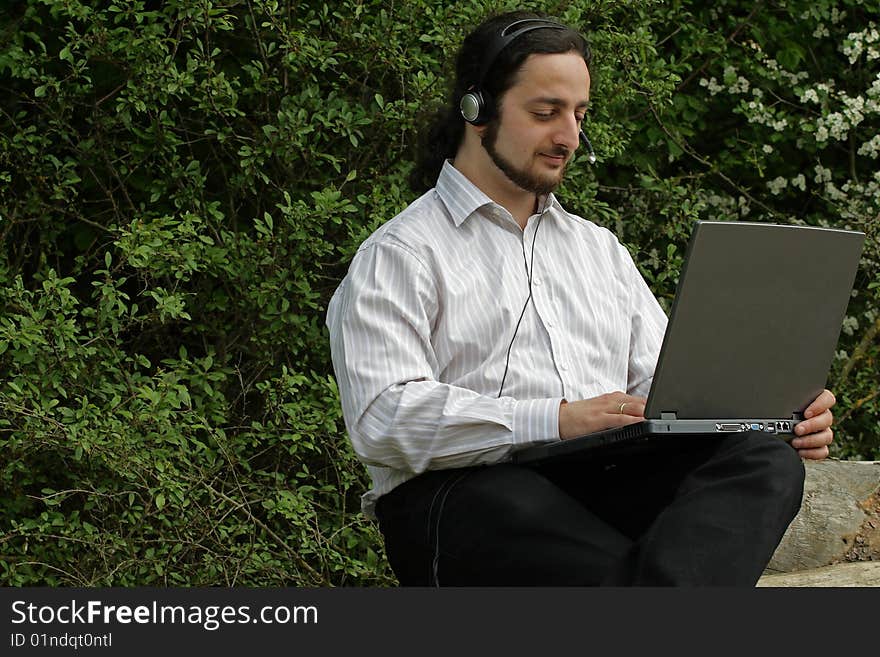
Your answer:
[554,115,580,151]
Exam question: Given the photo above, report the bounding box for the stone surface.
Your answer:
[757,561,880,587]
[766,459,880,574]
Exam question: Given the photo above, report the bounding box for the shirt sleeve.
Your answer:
[326,237,562,475]
[624,246,668,398]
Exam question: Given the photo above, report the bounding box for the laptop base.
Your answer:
[511,419,796,467]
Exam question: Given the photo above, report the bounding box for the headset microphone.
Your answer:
[579,129,597,164]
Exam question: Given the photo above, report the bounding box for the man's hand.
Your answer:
[558,388,838,459]
[790,388,836,460]
[558,392,646,440]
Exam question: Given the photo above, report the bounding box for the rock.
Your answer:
[757,561,880,587]
[766,459,880,574]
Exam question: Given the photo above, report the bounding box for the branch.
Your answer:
[202,482,327,585]
[837,388,880,426]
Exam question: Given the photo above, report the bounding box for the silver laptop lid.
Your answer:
[644,221,864,420]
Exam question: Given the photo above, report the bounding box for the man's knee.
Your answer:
[748,431,804,478]
[724,431,806,513]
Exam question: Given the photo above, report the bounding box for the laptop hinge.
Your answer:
[660,412,677,420]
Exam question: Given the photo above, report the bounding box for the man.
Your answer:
[326,10,836,585]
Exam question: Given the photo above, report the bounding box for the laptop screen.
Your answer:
[644,221,864,420]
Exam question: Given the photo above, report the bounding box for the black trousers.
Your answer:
[374,431,805,586]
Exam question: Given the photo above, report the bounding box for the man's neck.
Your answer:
[451,151,537,230]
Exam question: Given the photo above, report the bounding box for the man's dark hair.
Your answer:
[409,10,591,193]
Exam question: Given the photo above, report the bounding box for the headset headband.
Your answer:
[474,18,567,90]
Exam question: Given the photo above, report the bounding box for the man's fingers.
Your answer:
[606,413,645,428]
[620,401,646,417]
[609,393,646,418]
[804,388,836,418]
[797,445,830,461]
[794,409,833,437]
[791,427,833,451]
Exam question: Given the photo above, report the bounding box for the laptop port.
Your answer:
[715,423,747,432]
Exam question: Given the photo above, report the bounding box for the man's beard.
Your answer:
[482,120,569,196]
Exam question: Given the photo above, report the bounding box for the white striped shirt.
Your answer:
[327,161,668,516]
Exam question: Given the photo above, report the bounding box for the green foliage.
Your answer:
[0,0,877,586]
[0,0,404,586]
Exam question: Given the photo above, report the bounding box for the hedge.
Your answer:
[0,0,877,586]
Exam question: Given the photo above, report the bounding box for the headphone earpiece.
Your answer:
[460,88,493,125]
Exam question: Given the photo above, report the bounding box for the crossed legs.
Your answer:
[375,432,805,586]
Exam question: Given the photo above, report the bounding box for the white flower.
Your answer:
[762,144,773,153]
[857,134,880,158]
[768,176,788,195]
[792,174,806,191]
[843,47,862,64]
[823,112,849,140]
[703,77,723,95]
[842,93,865,113]
[824,181,846,201]
[729,76,750,94]
[813,164,832,183]
[842,24,880,63]
[800,88,820,104]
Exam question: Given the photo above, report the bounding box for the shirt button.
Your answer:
[560,363,568,371]
[533,277,542,286]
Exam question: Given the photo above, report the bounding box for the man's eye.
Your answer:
[533,112,553,119]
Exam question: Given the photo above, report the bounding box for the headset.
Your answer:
[459,18,566,125]
[459,17,597,163]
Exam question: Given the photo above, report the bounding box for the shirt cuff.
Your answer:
[512,397,563,445]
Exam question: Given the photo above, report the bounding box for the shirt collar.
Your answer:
[435,160,560,227]
[537,192,562,215]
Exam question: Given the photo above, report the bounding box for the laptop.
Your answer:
[511,220,865,466]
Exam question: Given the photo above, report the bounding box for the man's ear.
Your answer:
[465,121,488,140]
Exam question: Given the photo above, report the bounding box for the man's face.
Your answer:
[481,51,591,196]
